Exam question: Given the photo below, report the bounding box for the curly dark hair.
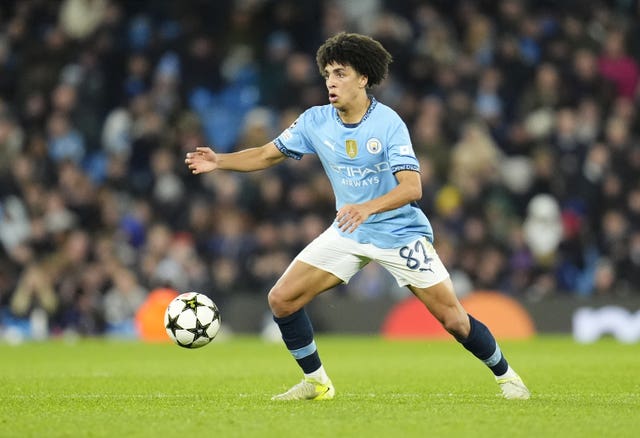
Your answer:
[316,32,392,88]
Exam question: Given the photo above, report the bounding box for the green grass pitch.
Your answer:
[0,336,638,438]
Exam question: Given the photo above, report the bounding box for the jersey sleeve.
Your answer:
[273,110,316,160]
[387,118,419,173]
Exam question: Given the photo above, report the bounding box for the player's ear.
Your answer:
[359,74,368,89]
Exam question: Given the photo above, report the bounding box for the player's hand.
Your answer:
[336,204,372,233]
[185,147,218,174]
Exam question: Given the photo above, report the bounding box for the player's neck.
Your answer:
[337,94,371,124]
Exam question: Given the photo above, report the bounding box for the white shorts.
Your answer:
[295,226,450,288]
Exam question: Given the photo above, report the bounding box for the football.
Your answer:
[164,292,221,348]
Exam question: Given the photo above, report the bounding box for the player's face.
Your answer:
[323,62,368,110]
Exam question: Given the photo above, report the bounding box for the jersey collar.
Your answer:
[334,96,378,128]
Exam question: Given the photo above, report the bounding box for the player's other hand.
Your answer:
[185,147,218,174]
[336,204,371,233]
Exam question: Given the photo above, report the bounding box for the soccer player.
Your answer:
[185,32,530,401]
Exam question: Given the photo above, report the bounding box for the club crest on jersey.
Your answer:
[366,138,382,155]
[345,139,358,158]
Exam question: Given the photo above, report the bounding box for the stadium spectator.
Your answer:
[103,266,146,336]
[598,29,640,99]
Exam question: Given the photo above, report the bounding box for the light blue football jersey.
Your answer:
[273,97,434,248]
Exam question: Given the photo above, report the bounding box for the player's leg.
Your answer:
[268,260,342,400]
[269,260,343,318]
[375,237,529,399]
[269,227,366,400]
[409,279,530,399]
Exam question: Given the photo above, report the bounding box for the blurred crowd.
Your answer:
[0,0,639,338]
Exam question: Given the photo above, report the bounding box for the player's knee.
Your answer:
[267,285,296,317]
[441,311,470,339]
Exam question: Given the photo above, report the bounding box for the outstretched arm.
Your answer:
[336,170,422,233]
[185,142,286,174]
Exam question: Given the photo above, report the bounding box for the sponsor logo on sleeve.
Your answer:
[398,145,414,156]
